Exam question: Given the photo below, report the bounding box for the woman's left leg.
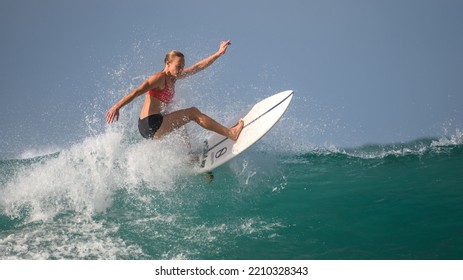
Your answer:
[153,107,243,140]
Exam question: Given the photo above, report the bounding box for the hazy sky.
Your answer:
[1,0,462,156]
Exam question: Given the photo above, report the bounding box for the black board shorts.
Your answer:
[138,114,164,139]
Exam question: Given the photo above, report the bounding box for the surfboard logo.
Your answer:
[215,147,228,159]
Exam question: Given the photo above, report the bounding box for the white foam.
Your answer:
[431,128,463,147]
[0,126,195,223]
[0,214,145,259]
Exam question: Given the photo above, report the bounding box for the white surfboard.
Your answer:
[197,90,294,172]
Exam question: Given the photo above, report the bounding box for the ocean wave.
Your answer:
[346,132,462,160]
[1,118,461,225]
[288,129,463,161]
[0,128,194,223]
[1,124,462,259]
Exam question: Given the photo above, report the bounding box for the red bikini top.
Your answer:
[148,75,175,104]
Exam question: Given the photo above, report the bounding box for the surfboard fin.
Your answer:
[202,171,214,183]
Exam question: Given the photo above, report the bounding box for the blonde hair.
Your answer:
[164,50,184,64]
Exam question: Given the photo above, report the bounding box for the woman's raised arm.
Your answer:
[178,40,231,79]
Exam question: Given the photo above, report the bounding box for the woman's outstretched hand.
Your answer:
[217,40,231,56]
[105,106,120,124]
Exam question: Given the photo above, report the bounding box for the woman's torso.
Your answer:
[140,73,175,119]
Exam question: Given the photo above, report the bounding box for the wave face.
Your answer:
[1,127,462,259]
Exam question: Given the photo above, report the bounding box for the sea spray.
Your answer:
[0,126,194,223]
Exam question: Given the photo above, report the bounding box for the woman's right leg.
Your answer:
[154,107,243,141]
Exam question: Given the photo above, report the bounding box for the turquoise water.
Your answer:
[1,129,462,260]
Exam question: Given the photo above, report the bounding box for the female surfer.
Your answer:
[105,40,244,141]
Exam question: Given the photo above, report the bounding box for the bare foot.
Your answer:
[229,120,244,141]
